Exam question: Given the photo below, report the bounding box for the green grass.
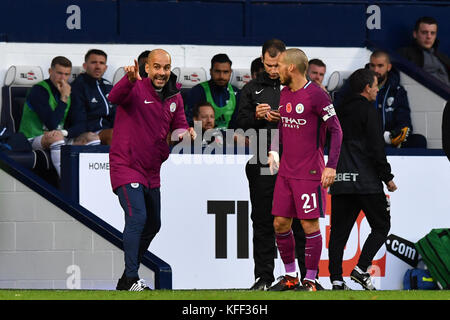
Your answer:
[0,289,449,300]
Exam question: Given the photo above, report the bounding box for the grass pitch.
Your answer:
[0,289,449,300]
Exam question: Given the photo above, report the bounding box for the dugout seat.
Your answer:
[172,67,208,103]
[0,65,57,185]
[69,66,84,83]
[326,70,352,92]
[113,67,126,86]
[0,65,44,133]
[230,68,251,90]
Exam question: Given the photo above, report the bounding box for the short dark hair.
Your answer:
[193,101,214,118]
[414,16,438,31]
[211,54,232,68]
[262,38,286,58]
[138,50,151,62]
[370,50,391,63]
[251,57,264,75]
[308,58,326,68]
[51,56,72,69]
[348,68,377,94]
[85,49,107,62]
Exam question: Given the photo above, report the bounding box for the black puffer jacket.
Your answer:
[330,94,394,195]
[236,71,280,165]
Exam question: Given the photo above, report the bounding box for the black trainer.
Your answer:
[314,279,325,291]
[268,274,300,291]
[116,276,151,291]
[331,280,351,290]
[350,267,376,290]
[250,277,272,291]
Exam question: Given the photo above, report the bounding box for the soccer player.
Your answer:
[108,49,195,291]
[268,48,343,291]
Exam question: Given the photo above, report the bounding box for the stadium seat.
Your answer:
[69,66,84,83]
[230,68,251,90]
[0,65,44,133]
[326,70,352,92]
[172,67,208,102]
[112,67,126,86]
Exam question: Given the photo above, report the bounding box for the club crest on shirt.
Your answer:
[295,103,304,114]
[286,102,292,113]
[170,102,177,112]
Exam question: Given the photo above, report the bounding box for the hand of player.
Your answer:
[321,167,336,189]
[268,152,279,175]
[255,104,271,120]
[124,59,142,83]
[55,80,71,102]
[386,180,397,192]
[265,110,280,123]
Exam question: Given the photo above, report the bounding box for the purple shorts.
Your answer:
[272,175,326,219]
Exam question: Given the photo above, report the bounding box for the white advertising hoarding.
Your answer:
[79,153,450,290]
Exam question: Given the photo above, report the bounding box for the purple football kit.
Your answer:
[271,81,342,220]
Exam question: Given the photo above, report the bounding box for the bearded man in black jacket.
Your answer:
[328,68,397,291]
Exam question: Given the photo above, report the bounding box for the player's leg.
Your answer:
[116,183,151,291]
[268,176,299,291]
[292,181,326,291]
[328,194,360,290]
[38,131,65,177]
[351,193,390,290]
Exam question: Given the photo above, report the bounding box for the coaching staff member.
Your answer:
[236,39,317,290]
[328,68,397,291]
[108,50,195,291]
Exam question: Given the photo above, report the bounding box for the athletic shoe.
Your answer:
[350,267,376,290]
[250,277,272,291]
[331,280,351,290]
[116,276,151,291]
[300,279,317,291]
[268,274,299,291]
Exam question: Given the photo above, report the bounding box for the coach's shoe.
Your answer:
[331,280,351,290]
[116,276,151,291]
[268,274,299,291]
[314,278,325,291]
[250,277,272,291]
[350,266,376,290]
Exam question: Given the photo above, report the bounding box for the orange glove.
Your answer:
[390,127,410,147]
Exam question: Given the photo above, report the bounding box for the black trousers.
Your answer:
[328,193,391,282]
[246,162,306,283]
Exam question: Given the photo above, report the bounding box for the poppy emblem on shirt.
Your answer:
[295,103,304,114]
[170,102,177,112]
[286,103,292,113]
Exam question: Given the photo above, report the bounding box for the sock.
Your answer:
[85,139,101,146]
[50,140,65,177]
[304,230,322,281]
[275,230,296,274]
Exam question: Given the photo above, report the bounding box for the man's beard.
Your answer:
[280,74,292,86]
[377,73,386,84]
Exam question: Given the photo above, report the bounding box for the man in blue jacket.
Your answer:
[368,50,426,148]
[71,49,116,145]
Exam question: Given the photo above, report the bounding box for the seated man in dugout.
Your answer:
[19,56,100,177]
[71,48,116,145]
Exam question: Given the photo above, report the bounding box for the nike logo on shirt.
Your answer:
[255,89,264,94]
[144,100,154,104]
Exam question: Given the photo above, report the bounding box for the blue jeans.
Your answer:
[117,183,161,278]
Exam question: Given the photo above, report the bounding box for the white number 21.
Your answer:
[301,193,317,212]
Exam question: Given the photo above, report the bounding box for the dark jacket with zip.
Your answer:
[236,71,281,166]
[71,73,116,133]
[330,94,394,195]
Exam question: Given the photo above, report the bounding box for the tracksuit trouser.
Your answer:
[117,183,161,279]
[328,193,391,282]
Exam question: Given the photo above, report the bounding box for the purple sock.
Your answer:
[305,230,322,280]
[275,230,296,273]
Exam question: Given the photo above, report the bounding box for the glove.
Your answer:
[390,127,410,147]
